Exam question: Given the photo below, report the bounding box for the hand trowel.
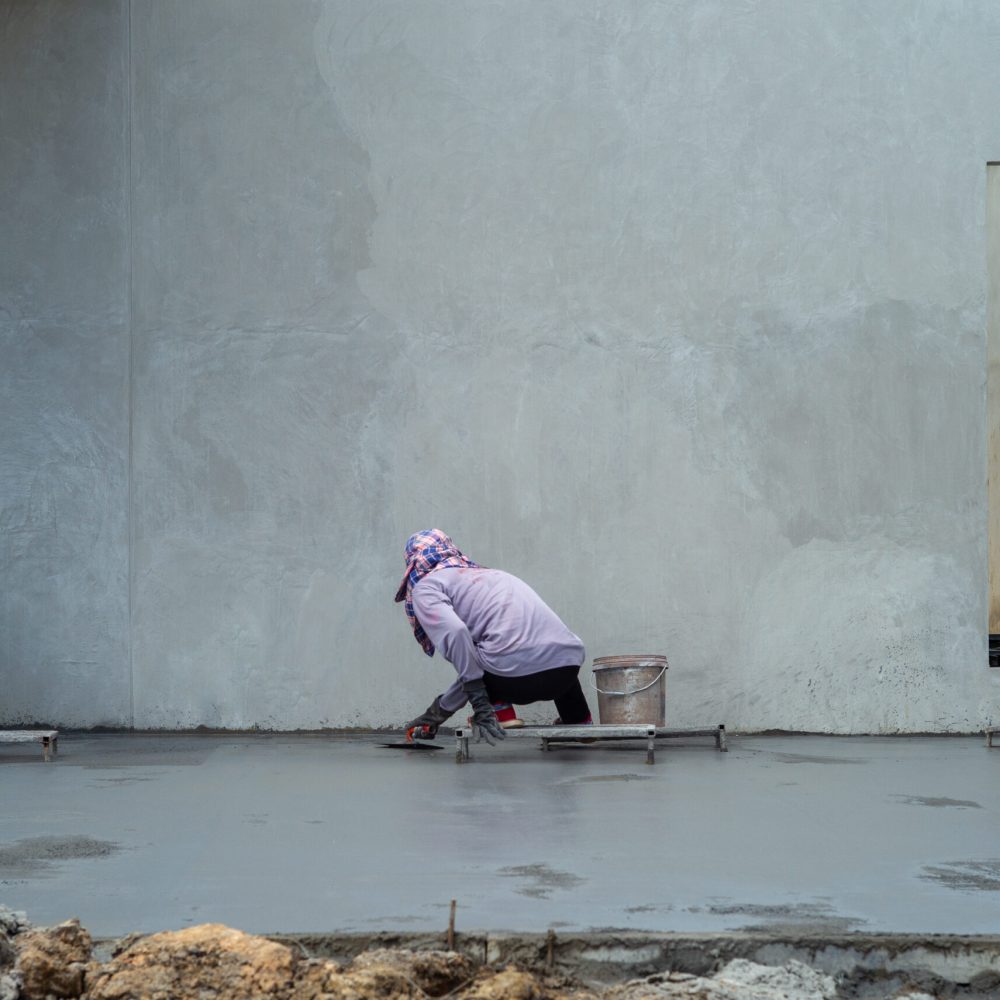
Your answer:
[379,726,445,750]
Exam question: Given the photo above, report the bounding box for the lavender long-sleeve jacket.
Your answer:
[411,567,586,713]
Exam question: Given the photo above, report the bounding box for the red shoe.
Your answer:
[493,702,524,729]
[468,702,524,729]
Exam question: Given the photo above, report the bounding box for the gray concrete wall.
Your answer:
[3,0,999,732]
[1,1,131,727]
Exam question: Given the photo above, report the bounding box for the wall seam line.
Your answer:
[126,0,135,730]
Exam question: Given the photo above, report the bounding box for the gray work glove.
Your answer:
[404,696,453,741]
[463,679,506,745]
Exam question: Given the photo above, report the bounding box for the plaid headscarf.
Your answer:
[394,529,481,656]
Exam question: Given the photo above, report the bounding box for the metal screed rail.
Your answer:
[452,724,727,763]
[0,729,59,761]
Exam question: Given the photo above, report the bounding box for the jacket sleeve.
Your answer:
[411,579,485,711]
[438,676,468,714]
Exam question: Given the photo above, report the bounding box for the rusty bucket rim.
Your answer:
[592,654,669,671]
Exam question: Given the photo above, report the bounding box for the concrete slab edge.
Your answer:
[92,931,1000,984]
[4,726,995,737]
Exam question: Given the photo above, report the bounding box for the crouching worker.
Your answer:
[396,529,591,745]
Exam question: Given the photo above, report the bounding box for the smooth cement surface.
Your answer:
[1,733,998,938]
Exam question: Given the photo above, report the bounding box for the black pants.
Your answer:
[482,664,591,724]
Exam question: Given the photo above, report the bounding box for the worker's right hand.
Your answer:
[404,696,453,741]
[462,679,506,745]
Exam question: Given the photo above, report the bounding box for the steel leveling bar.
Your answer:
[451,724,727,763]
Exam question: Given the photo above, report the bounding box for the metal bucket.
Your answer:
[591,654,668,726]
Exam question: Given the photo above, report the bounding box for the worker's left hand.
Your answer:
[404,696,452,741]
[462,679,506,745]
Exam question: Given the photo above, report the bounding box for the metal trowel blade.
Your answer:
[379,741,443,750]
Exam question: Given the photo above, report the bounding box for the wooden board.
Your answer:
[988,163,1000,636]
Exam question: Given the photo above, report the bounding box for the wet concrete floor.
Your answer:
[1,732,998,938]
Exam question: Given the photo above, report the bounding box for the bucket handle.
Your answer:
[590,665,667,697]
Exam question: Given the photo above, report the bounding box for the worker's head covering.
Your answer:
[395,529,481,656]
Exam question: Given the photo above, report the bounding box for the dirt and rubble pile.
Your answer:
[87,924,301,999]
[1,920,591,1000]
[604,959,836,999]
[16,919,92,1000]
[0,913,945,1000]
[0,906,31,1000]
[344,946,478,996]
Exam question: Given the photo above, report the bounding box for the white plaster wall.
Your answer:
[3,0,999,731]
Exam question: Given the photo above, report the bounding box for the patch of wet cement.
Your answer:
[90,774,163,786]
[562,774,652,784]
[0,836,120,879]
[693,901,865,933]
[892,794,982,809]
[498,864,585,899]
[920,860,1000,892]
[768,752,868,765]
[81,741,218,768]
[0,751,55,765]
